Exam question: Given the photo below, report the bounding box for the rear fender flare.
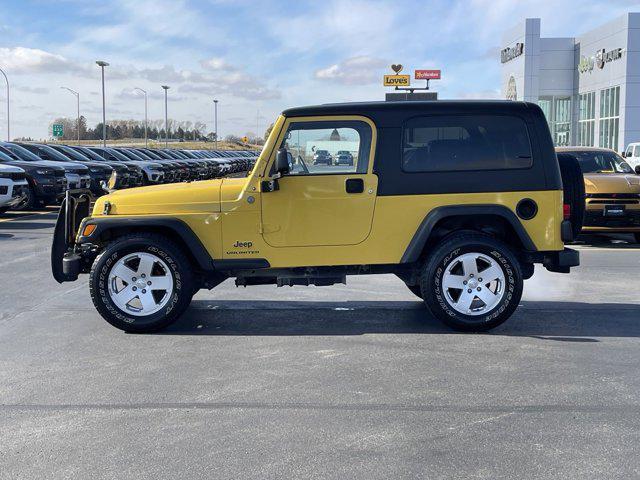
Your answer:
[400,204,537,263]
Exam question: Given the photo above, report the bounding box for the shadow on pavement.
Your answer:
[0,221,55,230]
[154,300,640,339]
[573,233,640,249]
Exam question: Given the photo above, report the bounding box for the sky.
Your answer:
[0,0,639,140]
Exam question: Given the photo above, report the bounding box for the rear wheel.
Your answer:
[421,233,523,331]
[557,153,585,240]
[89,233,195,333]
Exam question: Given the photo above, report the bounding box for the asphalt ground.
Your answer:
[1,208,639,479]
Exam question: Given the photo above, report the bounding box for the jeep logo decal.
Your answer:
[233,241,253,248]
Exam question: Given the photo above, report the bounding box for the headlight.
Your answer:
[107,171,117,189]
[35,169,53,175]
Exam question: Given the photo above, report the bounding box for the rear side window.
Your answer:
[402,115,533,172]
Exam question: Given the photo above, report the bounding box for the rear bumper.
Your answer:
[543,248,580,274]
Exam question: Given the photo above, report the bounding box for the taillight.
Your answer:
[563,204,571,219]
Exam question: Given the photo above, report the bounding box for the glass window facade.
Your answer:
[578,92,596,146]
[538,96,572,146]
[599,86,620,150]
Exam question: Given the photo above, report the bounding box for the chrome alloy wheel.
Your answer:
[441,252,506,316]
[107,252,174,316]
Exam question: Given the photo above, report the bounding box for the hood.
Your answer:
[0,164,25,173]
[93,178,224,216]
[5,159,65,173]
[584,173,640,194]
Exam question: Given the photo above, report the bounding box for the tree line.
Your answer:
[48,117,271,145]
[49,116,213,142]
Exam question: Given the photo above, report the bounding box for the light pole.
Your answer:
[162,85,170,148]
[213,99,218,149]
[0,66,9,141]
[96,60,109,147]
[134,87,148,147]
[60,87,80,143]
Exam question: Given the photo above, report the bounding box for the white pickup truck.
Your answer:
[0,164,28,213]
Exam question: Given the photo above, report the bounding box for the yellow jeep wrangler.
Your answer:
[52,101,580,332]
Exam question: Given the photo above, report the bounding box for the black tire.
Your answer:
[405,283,423,299]
[557,153,585,239]
[13,184,39,211]
[0,206,9,214]
[89,233,195,333]
[420,233,523,332]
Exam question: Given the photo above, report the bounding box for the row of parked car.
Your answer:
[0,143,259,212]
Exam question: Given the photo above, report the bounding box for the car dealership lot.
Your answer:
[1,210,640,479]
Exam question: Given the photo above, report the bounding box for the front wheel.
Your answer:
[420,233,523,331]
[89,233,195,333]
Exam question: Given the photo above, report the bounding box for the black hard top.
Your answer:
[283,100,535,120]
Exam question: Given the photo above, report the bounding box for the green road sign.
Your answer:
[52,124,64,137]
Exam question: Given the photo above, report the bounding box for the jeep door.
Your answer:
[260,117,378,247]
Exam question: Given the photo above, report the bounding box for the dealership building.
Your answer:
[501,13,640,152]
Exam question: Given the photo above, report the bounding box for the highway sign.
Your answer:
[415,69,441,80]
[383,75,410,87]
[52,124,64,137]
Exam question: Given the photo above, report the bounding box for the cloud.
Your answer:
[315,56,387,85]
[0,47,91,76]
[14,85,49,94]
[200,57,236,71]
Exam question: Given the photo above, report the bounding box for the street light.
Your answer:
[133,87,148,148]
[60,87,80,143]
[0,66,9,141]
[96,60,109,147]
[213,99,218,149]
[162,85,170,148]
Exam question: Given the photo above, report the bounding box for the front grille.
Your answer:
[584,209,640,228]
[10,172,26,181]
[53,170,65,177]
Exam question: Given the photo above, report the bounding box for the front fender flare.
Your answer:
[77,216,214,271]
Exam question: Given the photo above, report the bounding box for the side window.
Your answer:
[402,115,533,172]
[279,120,372,175]
[625,146,634,157]
[634,146,640,158]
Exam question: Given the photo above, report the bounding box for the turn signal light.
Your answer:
[82,224,97,236]
[563,204,571,219]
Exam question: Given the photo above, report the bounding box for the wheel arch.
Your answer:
[78,217,213,271]
[401,205,537,263]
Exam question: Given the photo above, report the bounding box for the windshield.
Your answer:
[105,149,131,162]
[32,144,72,162]
[571,151,634,174]
[59,145,90,161]
[0,149,14,162]
[1,142,42,162]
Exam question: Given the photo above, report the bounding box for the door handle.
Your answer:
[345,178,364,194]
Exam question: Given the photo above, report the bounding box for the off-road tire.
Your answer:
[557,153,585,239]
[420,233,523,332]
[89,233,195,333]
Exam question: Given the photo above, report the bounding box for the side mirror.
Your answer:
[622,152,627,158]
[275,148,290,176]
[635,166,640,176]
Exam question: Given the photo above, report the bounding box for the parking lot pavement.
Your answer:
[1,212,640,479]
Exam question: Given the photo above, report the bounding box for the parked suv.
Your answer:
[0,164,28,213]
[623,142,640,170]
[335,150,354,166]
[53,101,580,333]
[0,142,68,209]
[558,146,640,242]
[312,149,332,165]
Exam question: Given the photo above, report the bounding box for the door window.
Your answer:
[279,120,372,175]
[634,146,640,158]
